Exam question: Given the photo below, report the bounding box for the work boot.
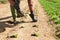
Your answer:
[29,13,37,22]
[13,21,20,25]
[7,21,20,25]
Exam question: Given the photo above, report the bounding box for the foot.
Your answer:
[7,21,20,25]
[32,20,37,22]
[13,21,20,25]
[29,13,37,22]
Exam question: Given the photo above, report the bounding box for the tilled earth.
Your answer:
[0,0,56,40]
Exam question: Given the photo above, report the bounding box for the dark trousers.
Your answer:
[28,0,35,21]
[10,0,36,22]
[10,0,21,21]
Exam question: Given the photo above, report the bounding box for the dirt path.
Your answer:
[0,0,56,40]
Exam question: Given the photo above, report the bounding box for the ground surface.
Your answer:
[0,0,56,40]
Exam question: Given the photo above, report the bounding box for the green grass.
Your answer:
[38,0,60,30]
[0,0,7,4]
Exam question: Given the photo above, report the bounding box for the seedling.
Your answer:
[57,25,60,30]
[7,34,18,38]
[33,25,39,28]
[19,26,24,29]
[31,33,40,37]
[0,0,7,4]
[21,21,25,23]
[54,19,60,24]
[20,26,24,28]
[50,15,57,20]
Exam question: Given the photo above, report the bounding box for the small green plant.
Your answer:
[31,33,40,37]
[20,26,24,28]
[7,34,18,38]
[54,19,60,24]
[39,0,60,39]
[33,25,39,28]
[57,25,60,30]
[19,26,24,29]
[10,34,18,38]
[0,0,7,4]
[50,15,57,20]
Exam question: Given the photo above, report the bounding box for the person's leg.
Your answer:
[14,0,24,17]
[10,5,19,25]
[10,5,16,22]
[28,0,37,22]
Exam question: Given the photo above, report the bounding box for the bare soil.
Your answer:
[0,0,56,40]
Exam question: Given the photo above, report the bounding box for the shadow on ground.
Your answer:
[0,16,32,33]
[0,16,14,33]
[0,21,15,33]
[0,16,12,20]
